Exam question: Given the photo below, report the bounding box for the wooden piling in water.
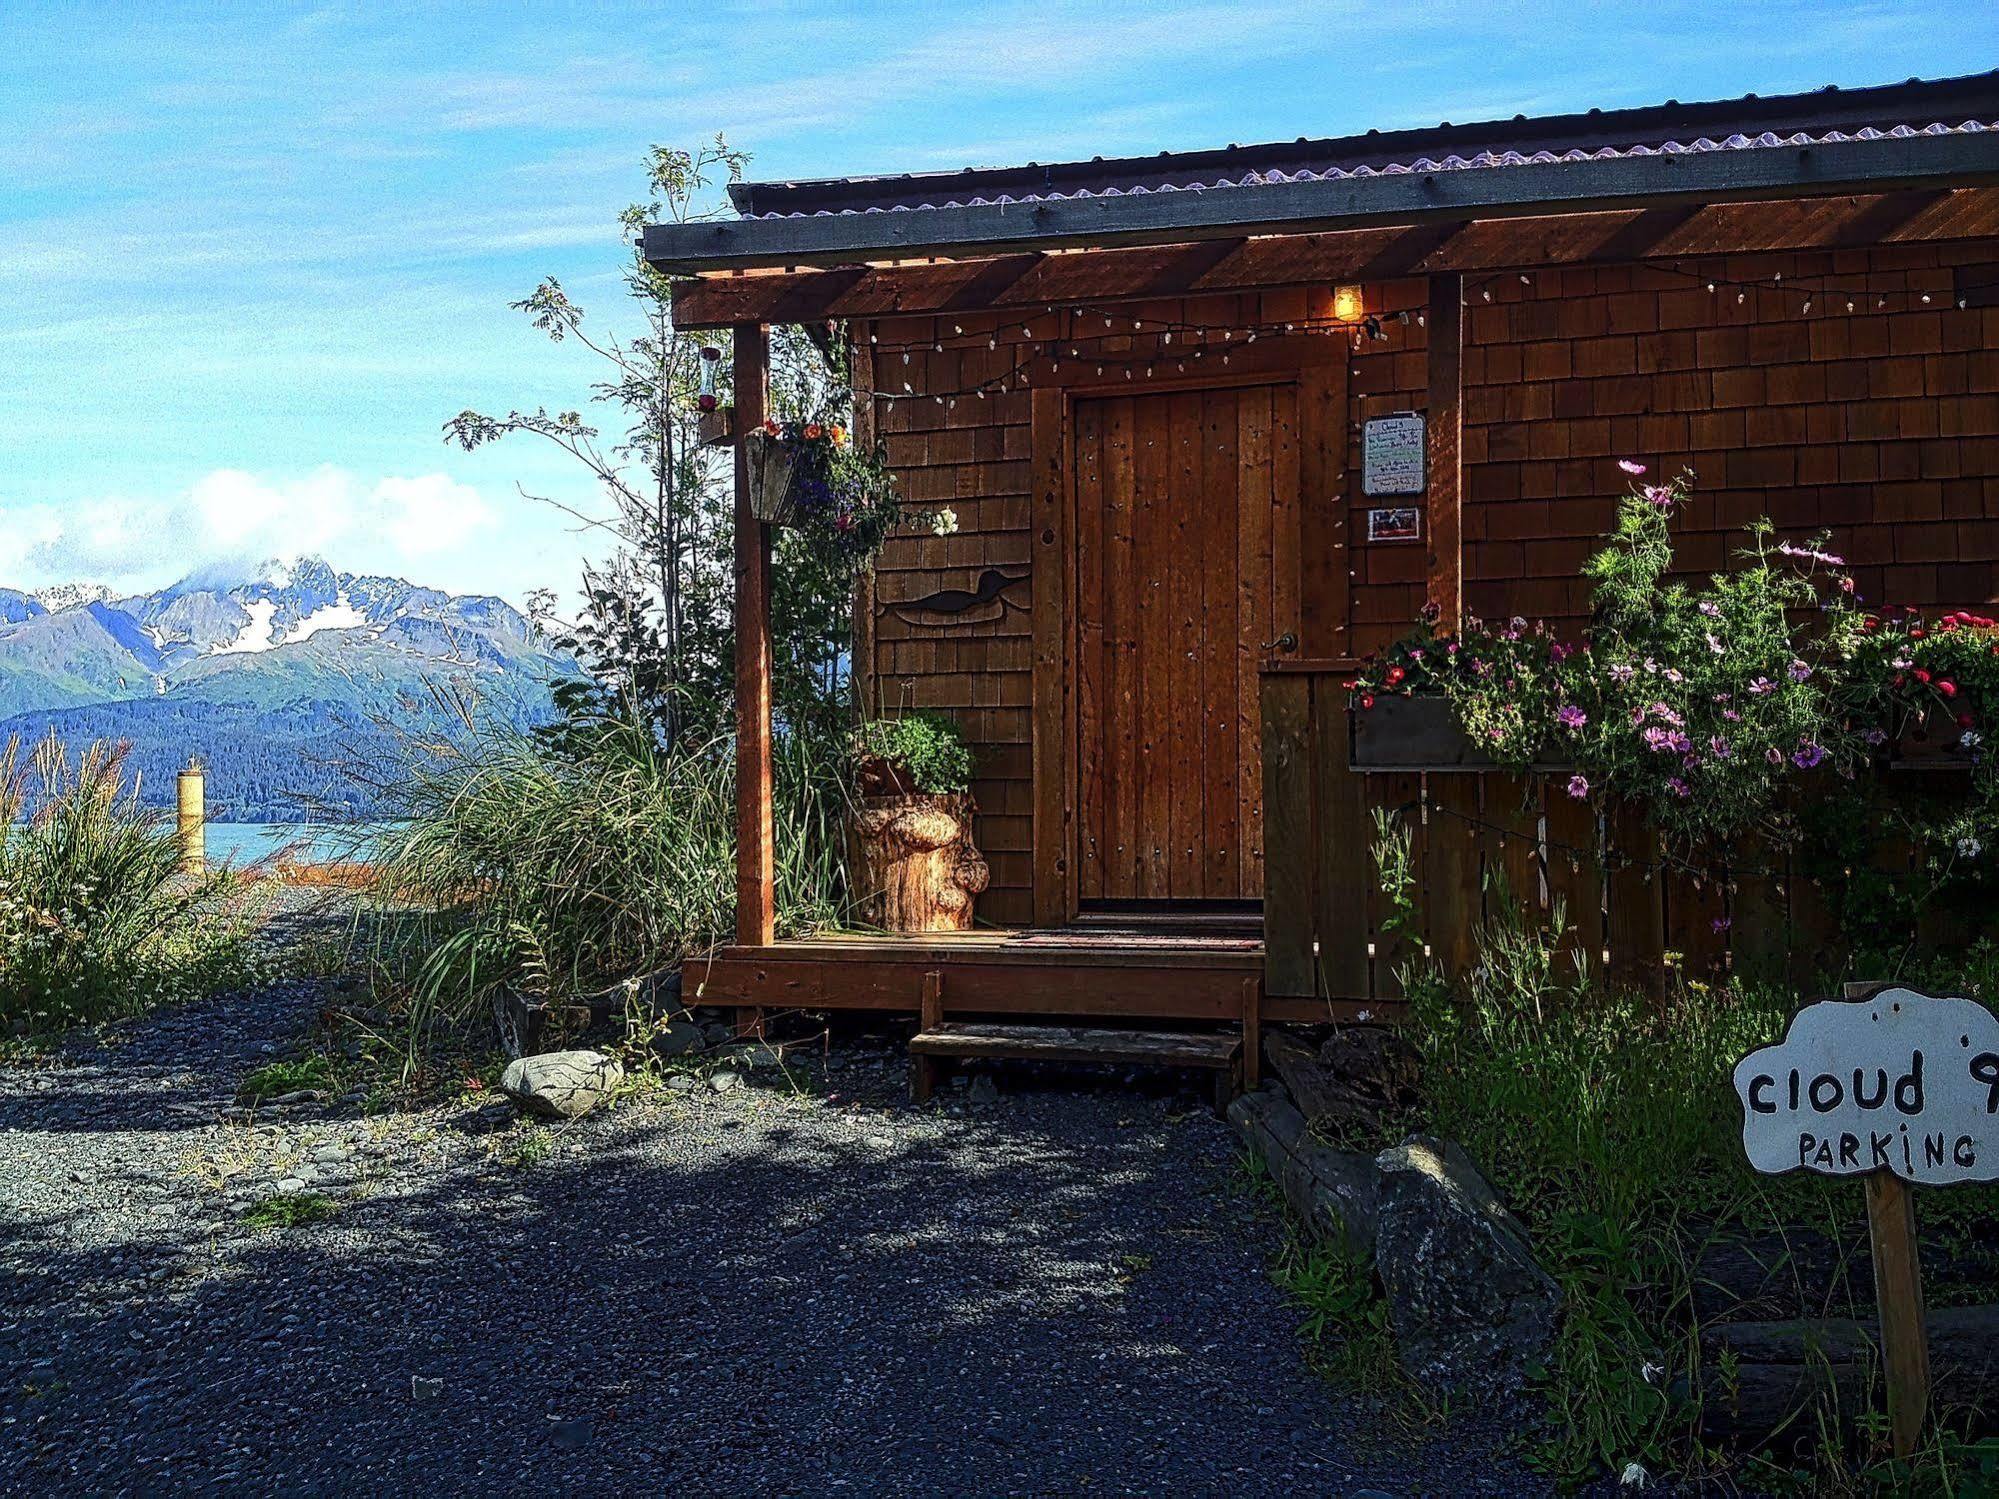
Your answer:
[176,758,205,875]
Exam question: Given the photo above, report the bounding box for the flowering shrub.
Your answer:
[752,419,955,573]
[1351,467,1886,847]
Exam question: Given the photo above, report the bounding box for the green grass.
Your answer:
[242,1192,338,1229]
[0,734,263,1034]
[239,1056,336,1102]
[359,703,846,1075]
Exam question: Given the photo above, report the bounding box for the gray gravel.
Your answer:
[0,983,1550,1496]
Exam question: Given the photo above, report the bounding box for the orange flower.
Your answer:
[804,423,823,439]
[830,424,847,445]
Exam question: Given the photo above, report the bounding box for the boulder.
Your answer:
[1373,1134,1559,1404]
[649,1021,706,1060]
[1228,1089,1379,1254]
[499,1051,624,1120]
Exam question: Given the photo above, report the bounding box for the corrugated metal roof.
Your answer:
[727,70,1999,220]
[740,121,1995,219]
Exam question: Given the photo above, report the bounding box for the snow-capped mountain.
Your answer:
[0,557,578,819]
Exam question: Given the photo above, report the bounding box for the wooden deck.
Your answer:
[687,927,1375,1027]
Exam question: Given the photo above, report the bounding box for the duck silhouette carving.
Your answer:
[885,568,1028,627]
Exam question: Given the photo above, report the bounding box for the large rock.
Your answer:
[499,1050,624,1120]
[1373,1134,1559,1403]
[1228,1088,1379,1253]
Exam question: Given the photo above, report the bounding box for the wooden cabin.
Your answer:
[649,73,1999,1066]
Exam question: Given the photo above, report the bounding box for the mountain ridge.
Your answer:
[0,555,578,819]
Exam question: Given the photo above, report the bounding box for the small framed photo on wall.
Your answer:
[1366,506,1422,543]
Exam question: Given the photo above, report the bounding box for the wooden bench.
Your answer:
[909,1012,1243,1125]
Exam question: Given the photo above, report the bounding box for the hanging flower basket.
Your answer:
[745,429,803,526]
[742,419,955,571]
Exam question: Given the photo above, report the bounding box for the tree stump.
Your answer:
[848,793,988,933]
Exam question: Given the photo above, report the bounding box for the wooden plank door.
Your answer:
[1073,382,1297,904]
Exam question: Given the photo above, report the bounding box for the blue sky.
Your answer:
[2,0,1993,603]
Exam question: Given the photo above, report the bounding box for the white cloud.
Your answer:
[1,466,497,591]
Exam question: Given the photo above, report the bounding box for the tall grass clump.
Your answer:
[0,735,260,1034]
[363,701,845,1057]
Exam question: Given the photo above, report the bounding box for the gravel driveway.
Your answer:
[1,982,1548,1496]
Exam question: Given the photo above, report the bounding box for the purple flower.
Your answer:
[1711,916,1732,934]
[1709,736,1732,759]
[1722,708,1741,722]
[1777,542,1846,567]
[1557,704,1588,730]
[1663,668,1685,685]
[1766,746,1784,766]
[1644,484,1677,509]
[1748,677,1776,695]
[1699,601,1721,618]
[1566,774,1590,799]
[1608,663,1636,684]
[1786,659,1812,683]
[1666,776,1691,797]
[1792,740,1826,770]
[1864,727,1888,746]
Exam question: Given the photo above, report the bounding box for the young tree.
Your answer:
[447,138,849,745]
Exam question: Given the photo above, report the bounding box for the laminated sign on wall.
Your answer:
[1733,987,1999,1184]
[1362,414,1425,497]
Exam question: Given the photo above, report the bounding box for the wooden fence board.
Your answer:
[1312,687,1374,1001]
[1260,673,1315,996]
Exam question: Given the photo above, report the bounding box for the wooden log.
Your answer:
[1700,1303,1999,1446]
[847,794,989,934]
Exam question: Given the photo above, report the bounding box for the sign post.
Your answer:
[1733,983,1999,1458]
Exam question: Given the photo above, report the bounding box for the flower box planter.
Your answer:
[847,792,990,933]
[744,431,803,526]
[1350,694,1497,772]
[1888,724,1976,772]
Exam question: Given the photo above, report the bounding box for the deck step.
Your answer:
[909,1023,1239,1069]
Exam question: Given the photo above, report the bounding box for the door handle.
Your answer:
[1262,632,1298,654]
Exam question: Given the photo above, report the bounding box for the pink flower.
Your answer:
[1766,746,1784,766]
[1557,704,1587,730]
[1618,459,1648,475]
[1566,774,1590,799]
[1748,677,1776,695]
[1644,485,1677,509]
[1786,659,1812,683]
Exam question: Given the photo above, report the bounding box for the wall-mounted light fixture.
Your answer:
[1332,284,1365,323]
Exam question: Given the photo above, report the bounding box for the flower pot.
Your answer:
[1349,694,1496,771]
[847,793,989,933]
[744,431,803,526]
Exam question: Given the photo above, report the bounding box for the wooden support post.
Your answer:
[850,327,878,720]
[1425,271,1464,632]
[1865,1170,1930,1460]
[1241,976,1262,1090]
[733,322,775,949]
[1844,981,1930,1459]
[911,969,945,1104]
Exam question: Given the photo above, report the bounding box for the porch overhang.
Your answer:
[645,131,1999,280]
